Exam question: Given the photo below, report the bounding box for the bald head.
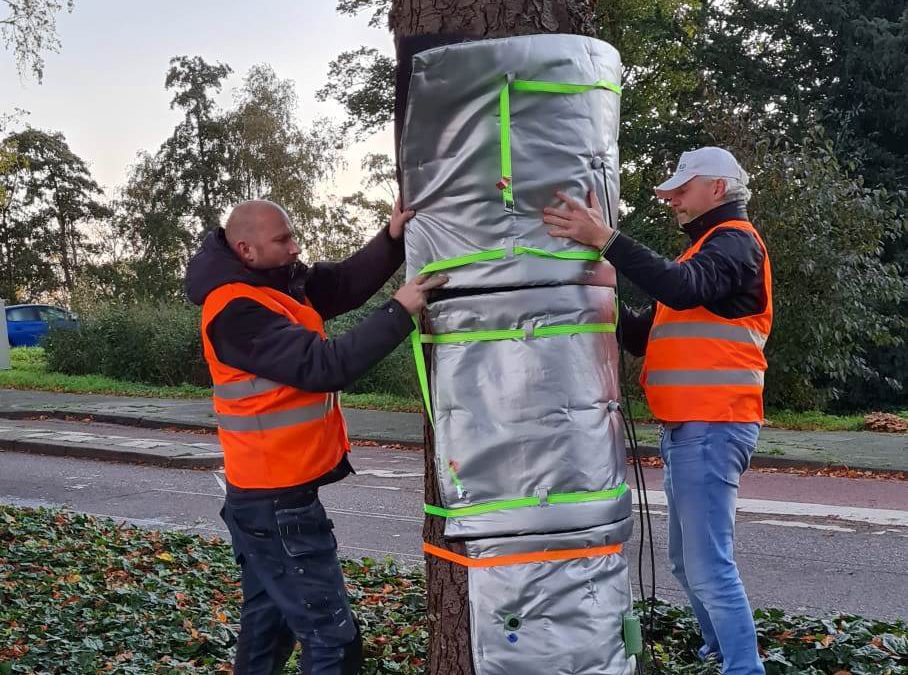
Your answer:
[225,200,289,246]
[224,200,301,270]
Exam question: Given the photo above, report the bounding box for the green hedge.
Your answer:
[325,297,419,399]
[43,299,418,397]
[44,303,210,387]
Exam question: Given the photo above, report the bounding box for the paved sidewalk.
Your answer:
[0,389,903,472]
[0,389,423,444]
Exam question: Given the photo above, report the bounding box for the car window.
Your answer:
[40,307,70,321]
[6,307,41,322]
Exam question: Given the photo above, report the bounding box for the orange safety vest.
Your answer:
[640,220,773,423]
[201,282,350,489]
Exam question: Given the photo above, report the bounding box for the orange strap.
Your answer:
[423,542,623,568]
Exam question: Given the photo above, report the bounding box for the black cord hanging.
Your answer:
[600,164,660,674]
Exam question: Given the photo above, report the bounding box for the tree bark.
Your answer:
[390,0,597,39]
[391,3,597,673]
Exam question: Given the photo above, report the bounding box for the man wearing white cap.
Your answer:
[544,147,772,675]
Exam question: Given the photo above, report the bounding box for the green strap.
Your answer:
[425,483,629,518]
[498,76,622,210]
[419,245,602,275]
[411,319,618,422]
[518,246,602,262]
[420,249,508,274]
[410,317,433,426]
[410,320,466,491]
[513,79,623,96]
[422,322,617,345]
[499,82,514,209]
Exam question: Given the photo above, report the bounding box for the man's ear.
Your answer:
[236,241,253,264]
[714,178,728,200]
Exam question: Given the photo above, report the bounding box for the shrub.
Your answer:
[44,295,418,396]
[326,294,419,399]
[44,302,209,387]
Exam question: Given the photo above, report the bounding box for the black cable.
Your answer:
[601,167,659,673]
[618,343,659,674]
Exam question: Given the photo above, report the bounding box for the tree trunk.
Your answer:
[390,0,597,39]
[50,184,74,294]
[391,3,597,674]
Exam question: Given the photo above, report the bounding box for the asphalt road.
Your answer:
[1,440,906,620]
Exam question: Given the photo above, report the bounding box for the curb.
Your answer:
[0,437,224,469]
[0,408,218,432]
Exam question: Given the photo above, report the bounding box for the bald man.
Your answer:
[185,199,445,675]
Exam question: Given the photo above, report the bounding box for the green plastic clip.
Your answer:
[623,612,643,657]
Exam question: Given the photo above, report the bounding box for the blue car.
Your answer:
[5,304,80,347]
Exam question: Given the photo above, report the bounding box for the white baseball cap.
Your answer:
[654,147,749,196]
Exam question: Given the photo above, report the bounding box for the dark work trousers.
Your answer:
[221,489,363,675]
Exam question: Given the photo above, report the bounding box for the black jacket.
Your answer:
[184,226,413,497]
[607,201,767,357]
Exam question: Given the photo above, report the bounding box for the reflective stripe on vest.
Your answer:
[217,399,332,432]
[644,369,764,387]
[213,377,283,400]
[649,321,768,349]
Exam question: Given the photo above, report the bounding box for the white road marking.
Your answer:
[634,490,908,527]
[872,529,908,537]
[327,506,422,524]
[751,519,855,533]
[356,469,422,479]
[347,483,401,491]
[153,488,223,499]
[212,472,227,494]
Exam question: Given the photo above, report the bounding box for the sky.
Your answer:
[0,0,395,199]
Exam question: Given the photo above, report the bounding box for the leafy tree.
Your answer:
[226,64,350,260]
[164,55,234,234]
[710,117,905,409]
[596,0,706,256]
[4,128,109,295]
[84,150,195,302]
[317,47,395,139]
[0,134,57,301]
[1,0,73,81]
[704,0,908,192]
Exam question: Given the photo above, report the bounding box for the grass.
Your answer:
[0,348,420,412]
[1,348,905,428]
[341,391,422,413]
[764,409,867,432]
[0,348,211,399]
[1,505,905,674]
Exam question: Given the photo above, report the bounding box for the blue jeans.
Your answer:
[221,492,362,675]
[660,421,764,675]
